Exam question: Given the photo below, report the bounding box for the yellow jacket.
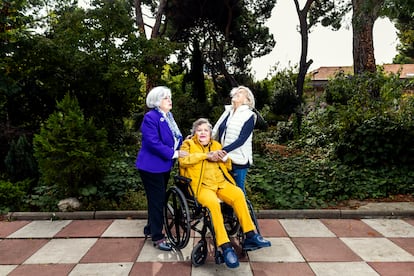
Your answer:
[179,135,235,197]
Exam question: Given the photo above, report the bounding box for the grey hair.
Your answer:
[146,86,172,108]
[230,85,255,109]
[191,118,213,135]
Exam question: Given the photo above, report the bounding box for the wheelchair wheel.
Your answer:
[191,240,208,267]
[224,213,240,236]
[246,199,260,234]
[164,186,191,249]
[238,199,261,247]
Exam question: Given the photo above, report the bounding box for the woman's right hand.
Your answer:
[178,150,189,157]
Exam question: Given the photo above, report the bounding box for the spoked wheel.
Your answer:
[246,199,260,234]
[222,203,240,236]
[163,186,191,249]
[238,199,260,247]
[191,240,208,267]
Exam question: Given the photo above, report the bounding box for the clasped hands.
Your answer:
[207,150,227,162]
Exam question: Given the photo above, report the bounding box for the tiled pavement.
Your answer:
[1,218,414,276]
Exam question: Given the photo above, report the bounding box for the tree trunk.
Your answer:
[294,0,314,135]
[190,39,206,103]
[134,0,146,36]
[352,0,384,74]
[151,0,168,39]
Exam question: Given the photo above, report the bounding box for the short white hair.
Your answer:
[230,86,255,109]
[191,118,212,135]
[146,86,172,108]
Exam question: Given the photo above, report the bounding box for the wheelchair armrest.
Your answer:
[173,175,198,204]
[174,175,192,183]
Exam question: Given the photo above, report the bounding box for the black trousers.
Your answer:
[139,169,170,242]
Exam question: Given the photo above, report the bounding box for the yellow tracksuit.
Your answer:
[179,135,255,246]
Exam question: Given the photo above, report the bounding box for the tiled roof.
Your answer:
[309,64,414,81]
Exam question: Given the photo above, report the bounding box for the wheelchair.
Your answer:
[163,175,260,267]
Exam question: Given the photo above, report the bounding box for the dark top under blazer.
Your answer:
[136,109,181,173]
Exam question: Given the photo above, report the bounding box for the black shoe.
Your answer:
[143,225,151,239]
[153,238,172,251]
[223,247,239,268]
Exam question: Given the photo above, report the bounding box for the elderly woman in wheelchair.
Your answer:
[171,118,271,268]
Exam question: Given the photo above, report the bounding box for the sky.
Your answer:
[251,1,399,80]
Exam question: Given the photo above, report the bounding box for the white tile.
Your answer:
[102,219,145,237]
[341,237,414,262]
[362,219,414,237]
[24,238,97,264]
[69,263,133,276]
[310,262,380,276]
[247,237,305,262]
[7,220,71,238]
[0,265,17,275]
[137,237,194,262]
[191,262,252,276]
[279,219,336,237]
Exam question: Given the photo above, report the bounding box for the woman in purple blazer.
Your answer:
[136,86,187,251]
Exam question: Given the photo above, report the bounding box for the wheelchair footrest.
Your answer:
[215,250,224,265]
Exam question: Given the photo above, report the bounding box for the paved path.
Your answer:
[1,217,414,275]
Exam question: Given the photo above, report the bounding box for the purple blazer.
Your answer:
[136,109,182,173]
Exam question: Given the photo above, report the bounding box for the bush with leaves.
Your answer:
[4,134,38,182]
[33,93,111,200]
[269,68,300,118]
[247,152,414,210]
[300,70,414,168]
[0,179,30,213]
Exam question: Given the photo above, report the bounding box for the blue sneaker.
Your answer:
[153,238,172,251]
[223,247,239,268]
[242,234,271,251]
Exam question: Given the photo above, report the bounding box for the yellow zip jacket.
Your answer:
[179,135,235,198]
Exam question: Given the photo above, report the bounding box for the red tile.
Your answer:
[55,220,113,238]
[390,238,414,255]
[0,221,30,238]
[8,264,75,276]
[369,262,414,276]
[321,219,382,237]
[257,219,288,237]
[250,262,315,276]
[292,237,362,262]
[404,219,414,227]
[129,262,191,276]
[0,239,49,264]
[80,238,143,263]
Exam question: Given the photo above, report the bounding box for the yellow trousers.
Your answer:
[196,182,256,247]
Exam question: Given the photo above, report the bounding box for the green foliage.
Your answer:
[335,115,414,166]
[268,68,300,119]
[33,93,111,198]
[24,183,60,212]
[302,70,414,167]
[4,134,38,182]
[247,153,414,209]
[100,150,143,201]
[0,179,29,213]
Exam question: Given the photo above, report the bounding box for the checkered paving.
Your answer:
[1,218,414,275]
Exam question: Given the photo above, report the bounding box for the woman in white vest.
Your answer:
[212,86,256,194]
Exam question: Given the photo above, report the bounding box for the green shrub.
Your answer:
[302,70,414,168]
[0,180,29,213]
[33,93,111,199]
[100,150,143,201]
[247,152,414,210]
[4,134,38,182]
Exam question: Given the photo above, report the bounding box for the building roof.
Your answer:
[309,64,414,81]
